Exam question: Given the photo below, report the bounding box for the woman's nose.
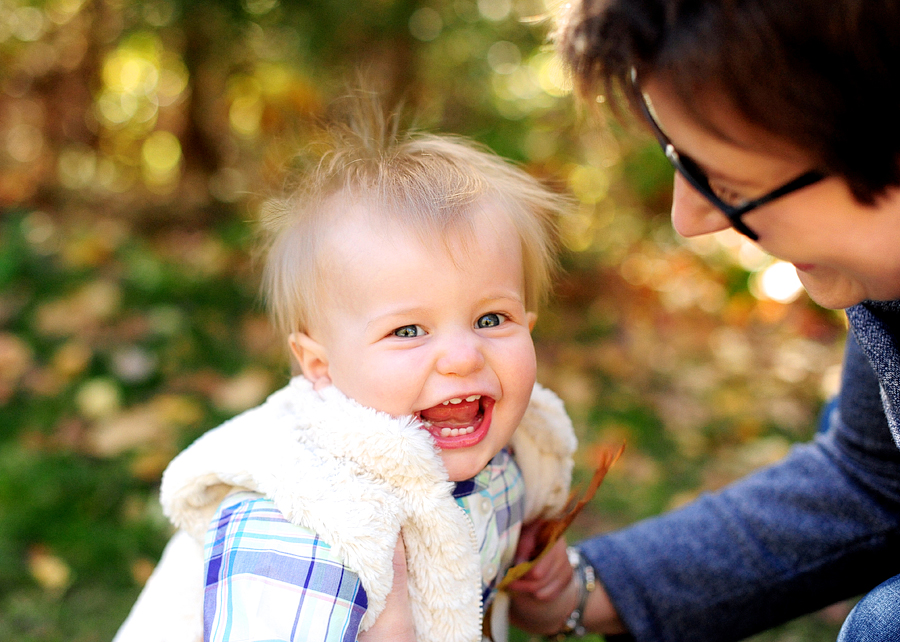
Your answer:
[436,334,485,377]
[670,173,732,238]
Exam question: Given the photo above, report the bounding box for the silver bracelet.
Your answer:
[551,547,596,639]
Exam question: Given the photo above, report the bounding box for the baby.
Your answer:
[113,92,576,642]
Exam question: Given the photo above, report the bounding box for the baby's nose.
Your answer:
[436,334,485,376]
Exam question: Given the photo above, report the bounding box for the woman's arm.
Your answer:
[558,335,900,642]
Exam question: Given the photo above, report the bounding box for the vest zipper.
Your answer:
[457,503,484,642]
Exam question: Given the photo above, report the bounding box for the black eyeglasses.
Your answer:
[629,69,826,241]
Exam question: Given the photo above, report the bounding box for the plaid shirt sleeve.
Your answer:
[203,491,368,642]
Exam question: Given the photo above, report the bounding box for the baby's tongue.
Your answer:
[420,399,480,426]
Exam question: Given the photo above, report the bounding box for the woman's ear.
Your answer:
[527,312,537,332]
[289,332,332,390]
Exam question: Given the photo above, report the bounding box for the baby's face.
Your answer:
[292,204,537,481]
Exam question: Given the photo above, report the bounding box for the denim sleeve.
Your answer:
[580,333,900,642]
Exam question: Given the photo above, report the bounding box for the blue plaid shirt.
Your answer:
[203,448,525,642]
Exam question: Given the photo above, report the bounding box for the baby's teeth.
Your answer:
[438,426,476,438]
[442,396,477,405]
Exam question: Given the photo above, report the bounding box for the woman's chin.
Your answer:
[797,269,867,309]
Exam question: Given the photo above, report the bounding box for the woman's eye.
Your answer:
[711,183,747,207]
[392,325,423,338]
[476,313,505,328]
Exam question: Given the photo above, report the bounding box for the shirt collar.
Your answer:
[452,447,512,498]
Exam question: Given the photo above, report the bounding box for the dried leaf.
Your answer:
[483,442,625,641]
[497,441,625,590]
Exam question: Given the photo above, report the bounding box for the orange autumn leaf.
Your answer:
[497,441,625,590]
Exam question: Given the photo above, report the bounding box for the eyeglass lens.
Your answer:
[630,70,825,241]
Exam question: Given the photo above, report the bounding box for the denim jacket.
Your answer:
[583,301,900,642]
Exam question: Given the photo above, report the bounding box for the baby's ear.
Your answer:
[526,312,537,332]
[289,332,332,390]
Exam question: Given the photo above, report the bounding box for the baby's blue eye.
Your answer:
[477,313,504,328]
[393,325,423,338]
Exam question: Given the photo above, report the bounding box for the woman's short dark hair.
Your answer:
[556,0,900,204]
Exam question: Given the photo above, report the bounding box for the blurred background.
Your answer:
[0,0,850,640]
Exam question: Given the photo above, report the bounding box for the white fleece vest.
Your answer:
[114,377,576,642]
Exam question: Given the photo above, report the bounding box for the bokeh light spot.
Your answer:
[243,0,279,15]
[12,6,46,42]
[487,40,521,74]
[531,51,572,97]
[228,76,263,138]
[478,0,511,21]
[569,164,610,204]
[7,123,43,163]
[141,130,182,188]
[409,7,442,42]
[47,0,89,25]
[58,145,98,189]
[753,260,804,303]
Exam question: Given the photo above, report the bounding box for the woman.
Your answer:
[507,1,900,640]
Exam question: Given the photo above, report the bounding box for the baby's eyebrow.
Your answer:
[365,307,429,330]
[479,293,527,307]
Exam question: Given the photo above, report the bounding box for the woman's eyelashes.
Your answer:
[711,182,749,207]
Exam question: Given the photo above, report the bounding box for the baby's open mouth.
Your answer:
[417,395,489,438]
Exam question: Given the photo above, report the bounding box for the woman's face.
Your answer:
[643,78,900,309]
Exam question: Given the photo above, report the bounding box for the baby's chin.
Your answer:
[439,450,496,482]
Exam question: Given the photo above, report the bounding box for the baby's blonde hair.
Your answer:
[260,90,569,338]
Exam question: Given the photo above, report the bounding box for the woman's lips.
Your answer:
[793,263,815,272]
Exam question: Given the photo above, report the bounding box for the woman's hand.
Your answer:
[506,523,578,634]
[358,534,416,642]
[507,521,574,600]
[507,520,627,637]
